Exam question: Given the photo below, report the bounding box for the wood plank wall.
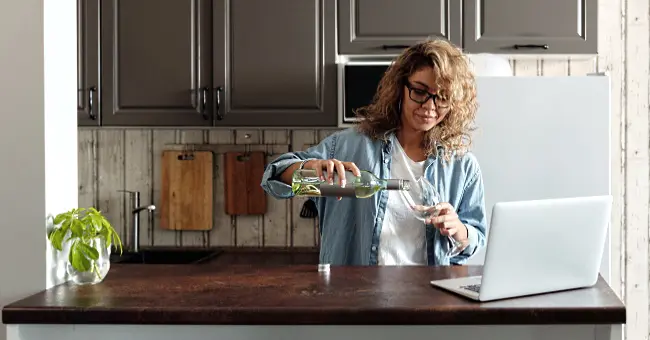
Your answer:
[77,0,648,337]
[78,129,332,248]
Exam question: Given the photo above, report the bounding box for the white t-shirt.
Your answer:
[378,140,427,265]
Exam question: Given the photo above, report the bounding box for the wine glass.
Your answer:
[398,177,465,258]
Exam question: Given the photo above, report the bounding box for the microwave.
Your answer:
[337,61,392,126]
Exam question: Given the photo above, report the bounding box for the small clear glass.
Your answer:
[398,177,465,257]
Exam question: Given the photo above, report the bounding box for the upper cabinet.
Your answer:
[213,0,337,127]
[337,0,461,55]
[77,0,99,126]
[462,0,598,54]
[100,0,213,126]
[85,0,336,127]
[77,0,598,127]
[338,0,597,56]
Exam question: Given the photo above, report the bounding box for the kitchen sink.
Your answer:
[110,249,221,264]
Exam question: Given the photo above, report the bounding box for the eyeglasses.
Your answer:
[405,82,449,108]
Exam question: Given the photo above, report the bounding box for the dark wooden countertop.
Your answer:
[2,250,626,326]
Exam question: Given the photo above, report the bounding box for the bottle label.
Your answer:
[319,184,357,197]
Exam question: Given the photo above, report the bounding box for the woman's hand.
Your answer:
[301,159,360,200]
[304,159,361,187]
[425,202,468,241]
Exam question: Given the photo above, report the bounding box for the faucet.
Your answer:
[118,190,156,253]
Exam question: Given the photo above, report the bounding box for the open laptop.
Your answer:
[430,195,612,302]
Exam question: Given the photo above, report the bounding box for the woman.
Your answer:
[261,39,487,266]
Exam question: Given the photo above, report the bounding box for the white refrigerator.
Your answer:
[466,75,611,284]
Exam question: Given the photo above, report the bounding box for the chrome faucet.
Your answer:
[118,190,156,253]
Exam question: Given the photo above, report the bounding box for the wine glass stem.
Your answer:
[448,236,463,256]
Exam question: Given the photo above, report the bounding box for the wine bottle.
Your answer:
[291,168,410,198]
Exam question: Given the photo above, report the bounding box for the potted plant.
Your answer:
[47,207,123,285]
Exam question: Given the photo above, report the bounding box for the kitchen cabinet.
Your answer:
[337,0,461,55]
[83,0,336,127]
[338,0,597,56]
[77,0,598,127]
[77,0,99,126]
[462,0,598,54]
[100,0,213,126]
[212,0,337,127]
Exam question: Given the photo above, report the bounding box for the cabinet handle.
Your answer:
[513,44,549,50]
[88,86,96,120]
[200,87,208,120]
[214,86,224,121]
[381,44,410,50]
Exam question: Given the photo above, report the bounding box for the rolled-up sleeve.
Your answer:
[260,135,334,199]
[451,167,488,265]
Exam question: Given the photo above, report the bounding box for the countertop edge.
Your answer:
[0,256,627,326]
[2,306,627,325]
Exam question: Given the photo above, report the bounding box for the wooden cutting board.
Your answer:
[160,150,213,230]
[224,151,267,215]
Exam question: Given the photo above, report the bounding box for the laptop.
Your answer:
[430,195,612,302]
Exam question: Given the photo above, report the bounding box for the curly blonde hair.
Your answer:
[355,39,478,161]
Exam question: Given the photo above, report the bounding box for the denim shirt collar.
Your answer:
[381,128,441,171]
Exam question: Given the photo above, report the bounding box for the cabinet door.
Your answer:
[77,0,99,126]
[212,0,337,127]
[463,0,597,54]
[100,0,213,126]
[338,0,461,55]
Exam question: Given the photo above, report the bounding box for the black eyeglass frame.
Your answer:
[404,82,449,108]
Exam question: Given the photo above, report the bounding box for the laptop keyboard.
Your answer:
[460,284,481,293]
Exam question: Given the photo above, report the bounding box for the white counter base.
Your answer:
[8,324,622,340]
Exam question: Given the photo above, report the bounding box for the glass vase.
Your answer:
[66,237,112,285]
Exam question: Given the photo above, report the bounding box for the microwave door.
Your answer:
[339,62,391,126]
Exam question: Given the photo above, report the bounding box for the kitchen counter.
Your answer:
[2,262,624,325]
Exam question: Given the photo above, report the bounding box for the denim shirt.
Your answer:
[260,127,487,266]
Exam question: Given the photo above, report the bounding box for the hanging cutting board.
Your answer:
[224,151,267,215]
[160,150,213,230]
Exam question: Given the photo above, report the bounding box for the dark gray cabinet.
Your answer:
[90,0,336,127]
[338,0,597,55]
[100,0,213,126]
[462,0,598,54]
[77,0,599,127]
[338,0,461,55]
[213,0,337,126]
[77,0,99,126]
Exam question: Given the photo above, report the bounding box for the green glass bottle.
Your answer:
[291,168,410,198]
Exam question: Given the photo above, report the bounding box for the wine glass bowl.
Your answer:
[397,177,465,258]
[397,177,439,221]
